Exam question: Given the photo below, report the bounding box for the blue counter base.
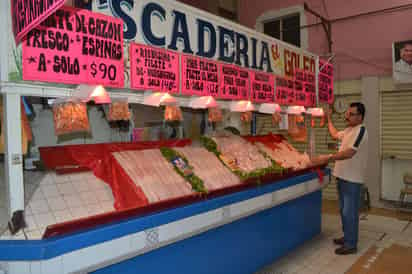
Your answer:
[93,190,322,274]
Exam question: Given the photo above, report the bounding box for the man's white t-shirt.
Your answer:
[394,59,412,83]
[333,124,368,183]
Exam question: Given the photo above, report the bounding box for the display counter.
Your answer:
[0,169,329,274]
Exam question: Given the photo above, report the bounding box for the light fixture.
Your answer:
[188,96,218,109]
[75,85,111,104]
[90,85,111,104]
[258,103,281,114]
[306,107,324,117]
[286,105,306,115]
[230,100,255,112]
[143,92,177,107]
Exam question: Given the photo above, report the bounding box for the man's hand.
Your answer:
[327,106,340,139]
[327,106,333,120]
[310,154,332,166]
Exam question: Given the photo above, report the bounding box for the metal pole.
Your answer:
[251,112,257,136]
[309,57,321,157]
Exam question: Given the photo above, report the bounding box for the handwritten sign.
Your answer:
[130,43,179,93]
[11,0,66,44]
[219,64,249,100]
[304,71,316,107]
[294,69,316,107]
[275,76,295,105]
[318,60,334,104]
[294,69,306,106]
[22,7,124,88]
[251,71,274,103]
[181,55,219,96]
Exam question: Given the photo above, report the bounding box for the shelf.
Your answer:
[0,81,237,109]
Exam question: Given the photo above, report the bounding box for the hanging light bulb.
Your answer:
[306,107,324,117]
[143,92,177,106]
[75,85,111,104]
[286,105,306,115]
[230,100,255,112]
[258,103,281,114]
[90,85,111,104]
[188,96,218,109]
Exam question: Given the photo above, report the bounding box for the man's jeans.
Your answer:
[337,178,362,249]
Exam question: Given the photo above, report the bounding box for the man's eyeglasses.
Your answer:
[346,111,360,117]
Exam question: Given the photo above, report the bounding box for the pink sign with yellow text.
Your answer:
[22,7,124,88]
[130,43,179,93]
[181,55,219,96]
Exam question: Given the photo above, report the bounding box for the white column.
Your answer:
[361,76,381,207]
[0,0,9,81]
[0,0,24,219]
[3,93,24,217]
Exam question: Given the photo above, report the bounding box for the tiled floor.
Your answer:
[255,213,411,274]
[1,171,115,240]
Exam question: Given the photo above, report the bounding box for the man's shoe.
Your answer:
[333,237,344,245]
[335,246,357,255]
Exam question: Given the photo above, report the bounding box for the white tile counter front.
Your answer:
[0,174,329,274]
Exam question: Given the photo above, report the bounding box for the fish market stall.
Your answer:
[0,0,333,273]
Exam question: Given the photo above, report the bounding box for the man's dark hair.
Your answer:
[350,102,365,120]
[400,42,412,50]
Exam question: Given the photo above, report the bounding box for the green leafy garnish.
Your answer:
[160,147,207,193]
[200,136,283,183]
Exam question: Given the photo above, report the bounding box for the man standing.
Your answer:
[394,42,412,83]
[312,102,368,255]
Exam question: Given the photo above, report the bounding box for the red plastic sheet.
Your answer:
[39,139,192,210]
[243,133,286,144]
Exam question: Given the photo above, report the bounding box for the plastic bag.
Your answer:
[164,105,183,121]
[52,99,90,136]
[310,115,325,128]
[208,107,223,122]
[240,111,252,123]
[272,112,281,126]
[108,99,131,121]
[288,114,307,142]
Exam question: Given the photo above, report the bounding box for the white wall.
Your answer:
[382,158,412,203]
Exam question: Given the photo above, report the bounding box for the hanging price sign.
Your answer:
[219,64,249,100]
[250,71,274,103]
[181,55,219,96]
[130,43,179,93]
[22,7,124,88]
[318,60,334,104]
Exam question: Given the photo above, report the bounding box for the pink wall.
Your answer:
[177,0,219,14]
[238,0,412,80]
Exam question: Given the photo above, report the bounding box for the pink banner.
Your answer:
[181,55,219,96]
[251,71,274,103]
[318,60,334,104]
[22,7,124,88]
[11,0,66,44]
[275,76,296,105]
[130,43,179,93]
[304,71,316,107]
[294,69,316,107]
[219,64,250,100]
[294,69,306,106]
